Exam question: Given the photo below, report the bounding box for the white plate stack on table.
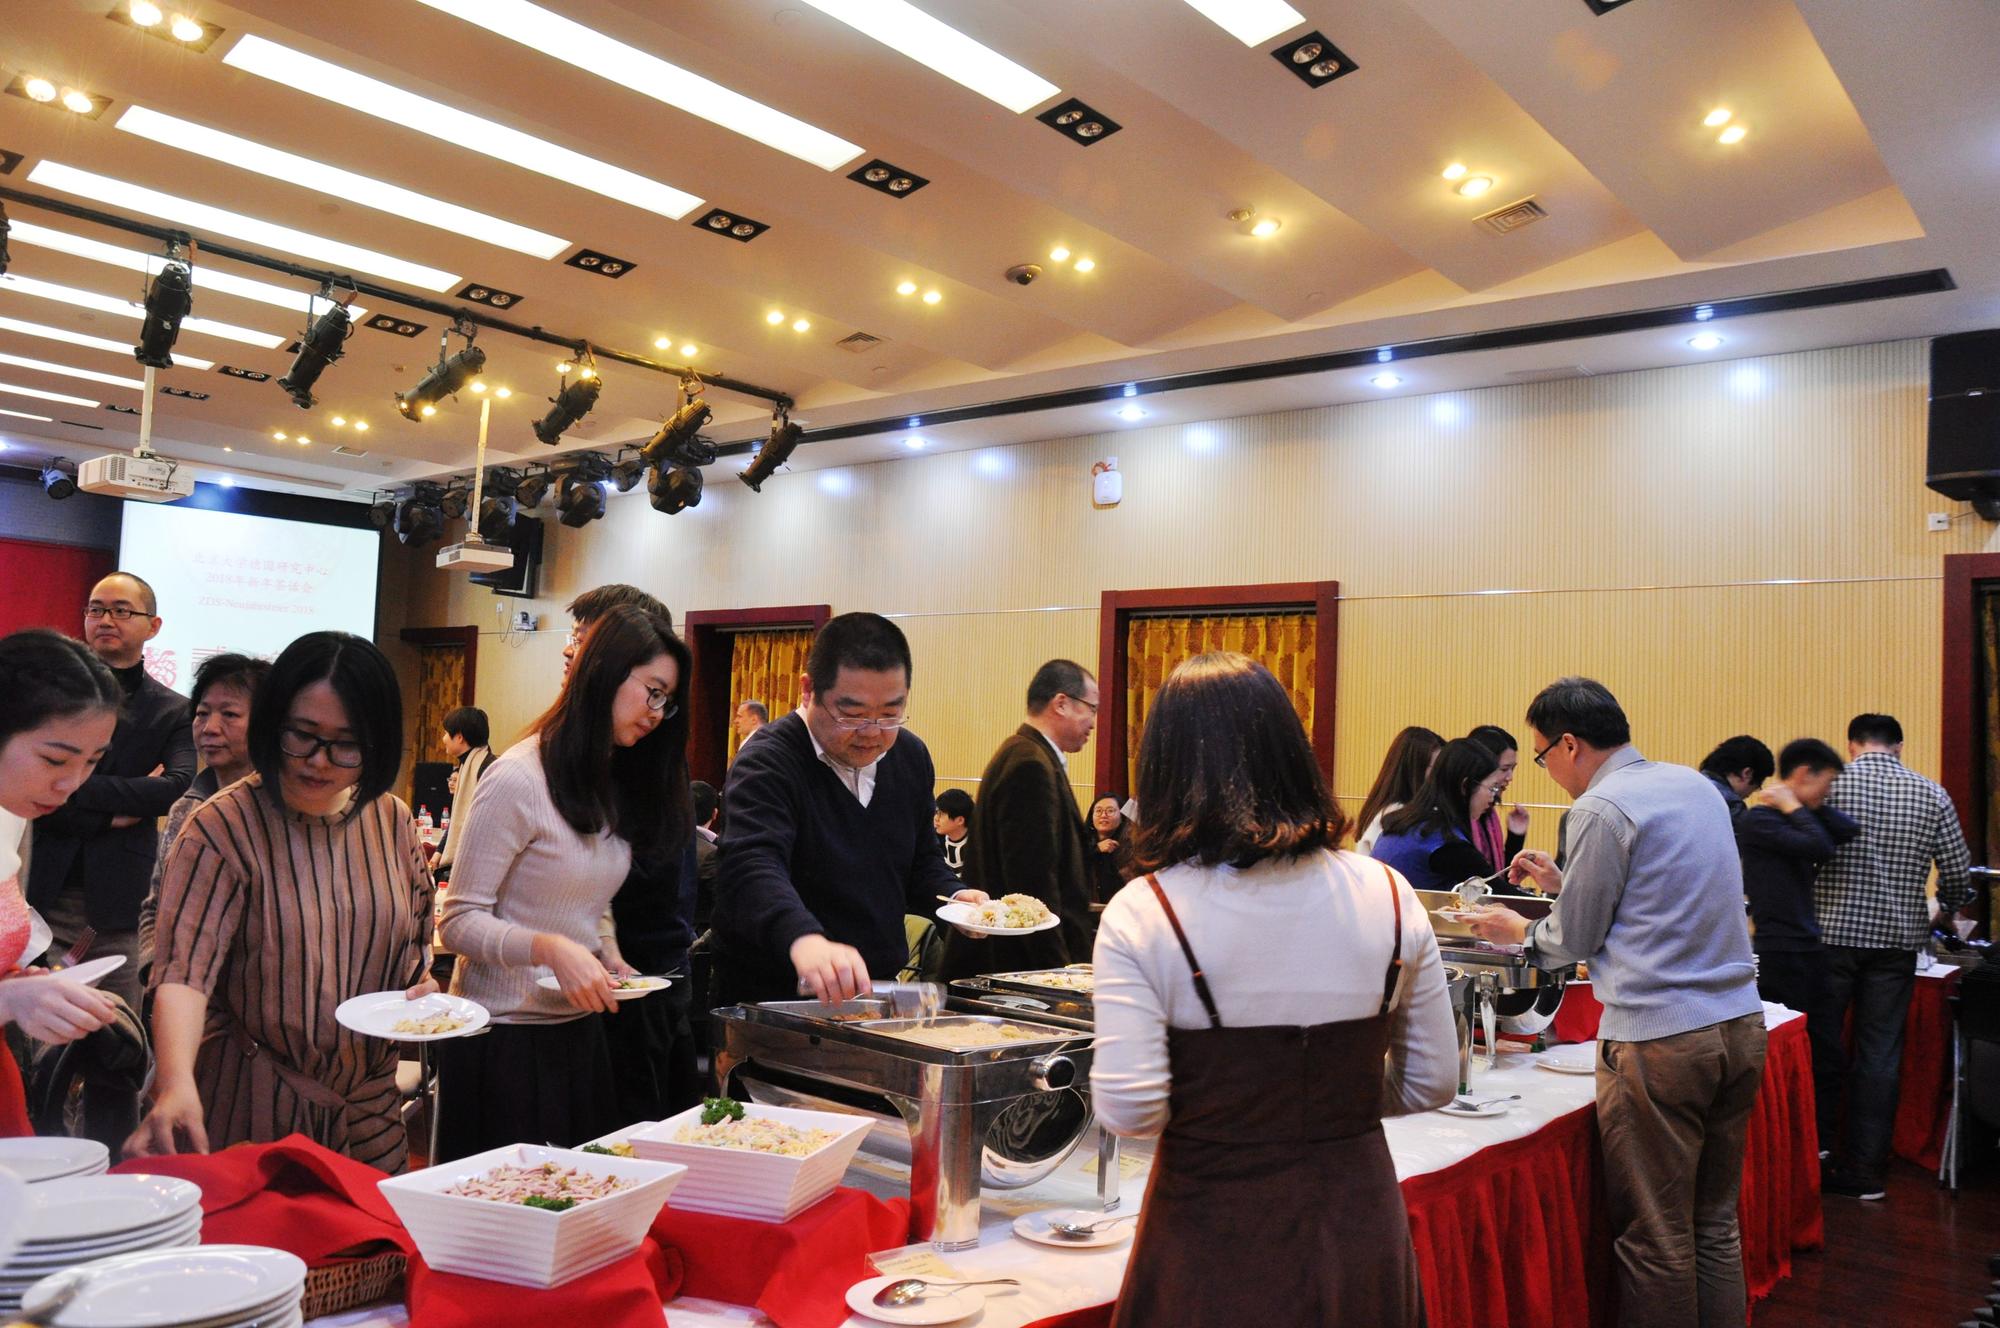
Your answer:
[0,1137,110,1184]
[376,1144,687,1289]
[622,1103,874,1221]
[21,1245,305,1328]
[1,1176,203,1314]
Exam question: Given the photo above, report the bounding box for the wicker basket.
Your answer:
[301,1250,408,1319]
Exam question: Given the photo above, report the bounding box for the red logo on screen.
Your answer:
[143,647,177,689]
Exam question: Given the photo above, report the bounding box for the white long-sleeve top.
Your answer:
[1090,848,1459,1138]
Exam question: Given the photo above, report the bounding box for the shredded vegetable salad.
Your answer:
[442,1161,629,1207]
[672,1115,838,1157]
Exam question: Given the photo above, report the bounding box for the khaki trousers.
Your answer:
[1597,1012,1767,1328]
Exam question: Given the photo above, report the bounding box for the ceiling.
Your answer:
[0,0,1994,499]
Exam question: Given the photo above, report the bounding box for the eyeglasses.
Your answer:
[1061,694,1099,716]
[629,674,680,719]
[278,726,365,768]
[1532,735,1565,769]
[816,698,910,733]
[84,604,150,621]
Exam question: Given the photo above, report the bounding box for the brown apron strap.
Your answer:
[1379,863,1406,1017]
[1144,873,1222,1030]
[218,1016,349,1113]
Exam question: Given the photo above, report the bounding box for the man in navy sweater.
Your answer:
[717,613,971,1003]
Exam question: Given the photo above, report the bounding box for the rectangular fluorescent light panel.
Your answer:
[0,312,215,370]
[409,0,865,170]
[223,36,705,221]
[114,106,569,260]
[0,408,55,421]
[0,352,145,391]
[1,273,286,349]
[9,221,367,324]
[794,0,1060,113]
[1179,0,1305,46]
[0,379,101,408]
[27,160,460,291]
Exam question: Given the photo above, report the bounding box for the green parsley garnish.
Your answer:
[699,1095,746,1126]
[521,1195,575,1212]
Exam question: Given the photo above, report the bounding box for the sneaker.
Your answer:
[1817,1149,1831,1161]
[1822,1172,1886,1201]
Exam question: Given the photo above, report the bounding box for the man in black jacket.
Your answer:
[1700,734,1774,828]
[941,660,1098,979]
[28,571,194,1144]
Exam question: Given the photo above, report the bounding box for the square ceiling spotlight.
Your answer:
[6,76,109,119]
[565,247,637,276]
[846,159,930,199]
[457,282,523,309]
[1271,32,1357,87]
[218,365,271,382]
[1582,0,1639,12]
[160,385,209,400]
[365,314,427,337]
[104,403,140,415]
[692,208,769,242]
[1036,97,1121,146]
[0,149,20,175]
[107,5,225,51]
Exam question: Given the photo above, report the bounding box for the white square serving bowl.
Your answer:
[627,1104,872,1222]
[377,1143,686,1288]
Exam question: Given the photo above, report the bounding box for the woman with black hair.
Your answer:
[1353,726,1443,855]
[1092,653,1455,1326]
[1371,738,1511,892]
[1088,794,1130,904]
[129,632,435,1170]
[436,604,691,1160]
[1465,724,1530,873]
[0,629,124,1134]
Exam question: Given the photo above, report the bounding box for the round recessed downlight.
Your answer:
[421,403,437,417]
[495,387,512,399]
[921,289,941,305]
[889,177,914,192]
[1441,162,1468,181]
[1688,333,1726,351]
[297,435,311,445]
[354,420,369,432]
[766,310,786,325]
[1293,42,1322,63]
[60,89,95,114]
[1056,110,1082,125]
[1250,217,1281,238]
[1455,175,1495,198]
[169,14,204,41]
[23,77,56,103]
[1117,405,1147,421]
[1078,122,1104,138]
[129,0,163,25]
[331,416,346,427]
[896,280,917,296]
[1717,124,1747,144]
[654,337,670,350]
[1049,246,1071,263]
[1703,108,1733,128]
[1369,372,1402,389]
[708,214,732,230]
[792,318,811,332]
[904,436,927,450]
[680,343,698,358]
[732,222,757,237]
[1073,257,1097,273]
[273,431,287,441]
[865,167,890,181]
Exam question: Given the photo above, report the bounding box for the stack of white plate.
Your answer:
[1,1175,203,1313]
[20,1246,305,1328]
[0,1137,110,1184]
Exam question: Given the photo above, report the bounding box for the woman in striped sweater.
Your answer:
[129,633,435,1171]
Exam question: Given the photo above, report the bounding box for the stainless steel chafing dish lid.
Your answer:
[737,1003,1087,1059]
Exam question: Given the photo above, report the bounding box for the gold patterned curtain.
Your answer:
[729,628,814,759]
[411,646,465,768]
[1125,611,1315,791]
[1982,588,2000,860]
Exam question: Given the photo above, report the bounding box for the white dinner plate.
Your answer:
[1437,1097,1513,1118]
[21,1245,306,1328]
[534,974,671,1001]
[1430,907,1493,925]
[0,1171,24,1275]
[935,902,1060,937]
[843,1276,983,1325]
[1012,1208,1135,1249]
[52,954,128,988]
[0,1138,109,1185]
[334,991,488,1043]
[11,1212,202,1263]
[1534,1047,1598,1076]
[27,1176,202,1244]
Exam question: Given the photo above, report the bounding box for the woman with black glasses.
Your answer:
[129,633,435,1170]
[436,604,690,1160]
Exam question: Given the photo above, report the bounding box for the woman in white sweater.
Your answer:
[1092,653,1457,1328]
[436,605,691,1160]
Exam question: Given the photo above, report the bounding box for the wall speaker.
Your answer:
[1929,329,2000,517]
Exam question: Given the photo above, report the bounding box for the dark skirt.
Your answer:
[432,1016,620,1162]
[600,985,705,1122]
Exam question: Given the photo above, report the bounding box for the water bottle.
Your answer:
[417,805,433,835]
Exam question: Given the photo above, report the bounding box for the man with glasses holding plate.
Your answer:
[717,612,976,1004]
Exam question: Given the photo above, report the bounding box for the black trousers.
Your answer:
[1818,945,1917,1186]
[600,982,704,1123]
[1754,946,1841,1151]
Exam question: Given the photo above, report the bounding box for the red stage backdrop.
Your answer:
[0,538,115,637]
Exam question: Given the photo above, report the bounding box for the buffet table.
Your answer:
[295,1008,1818,1328]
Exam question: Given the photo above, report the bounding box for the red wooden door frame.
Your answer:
[684,604,831,787]
[397,626,480,704]
[1939,552,2000,858]
[1095,581,1340,796]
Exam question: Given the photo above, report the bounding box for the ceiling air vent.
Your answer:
[1504,365,1594,383]
[1476,197,1548,236]
[332,444,370,457]
[835,332,883,354]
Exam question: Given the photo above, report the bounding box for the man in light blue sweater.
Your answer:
[1470,677,1766,1328]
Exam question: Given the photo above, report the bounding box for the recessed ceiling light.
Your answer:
[0,272,286,349]
[766,310,787,325]
[331,416,347,427]
[903,436,927,449]
[273,431,287,441]
[60,90,97,115]
[1717,124,1747,145]
[1369,372,1402,389]
[1688,332,1726,351]
[217,476,234,488]
[221,445,232,452]
[224,37,704,220]
[1271,31,1357,87]
[1037,97,1123,146]
[129,1,164,25]
[1703,108,1733,128]
[792,318,812,333]
[7,221,370,323]
[921,289,942,305]
[0,409,53,422]
[793,0,1059,113]
[1049,247,1071,264]
[0,352,143,391]
[1249,217,1282,238]
[896,280,918,296]
[0,313,215,371]
[297,434,311,444]
[21,78,57,104]
[0,380,101,408]
[1441,162,1469,181]
[1178,0,1304,45]
[679,343,699,358]
[409,0,864,169]
[168,14,204,42]
[27,161,460,291]
[1455,175,1495,198]
[1116,404,1146,421]
[1073,257,1097,273]
[654,337,671,350]
[354,420,369,431]
[114,107,569,260]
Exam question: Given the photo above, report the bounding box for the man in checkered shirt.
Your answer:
[1813,712,1973,1201]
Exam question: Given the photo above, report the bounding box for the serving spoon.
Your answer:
[1048,1213,1139,1239]
[873,1277,1020,1307]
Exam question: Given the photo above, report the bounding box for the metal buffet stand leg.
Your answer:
[1096,1127,1121,1212]
[421,1041,440,1164]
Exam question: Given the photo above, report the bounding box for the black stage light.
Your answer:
[40,458,77,499]
[439,485,469,520]
[278,297,353,409]
[134,246,193,368]
[647,460,703,514]
[610,456,645,492]
[368,497,395,529]
[739,411,802,492]
[394,483,445,546]
[477,466,519,542]
[639,391,714,469]
[532,362,600,445]
[515,467,552,509]
[0,201,11,276]
[556,454,610,527]
[397,343,486,421]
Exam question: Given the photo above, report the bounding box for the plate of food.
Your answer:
[335,990,489,1042]
[936,894,1060,936]
[1430,907,1493,925]
[1534,1045,1598,1075]
[535,974,672,1001]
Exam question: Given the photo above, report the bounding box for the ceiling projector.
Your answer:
[435,538,515,573]
[78,452,194,503]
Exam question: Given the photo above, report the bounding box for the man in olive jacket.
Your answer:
[941,660,1098,979]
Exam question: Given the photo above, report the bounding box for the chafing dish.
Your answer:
[714,996,1117,1251]
[1419,889,1573,1068]
[946,968,1095,1031]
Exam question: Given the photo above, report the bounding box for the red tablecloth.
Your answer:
[1553,972,1960,1171]
[1022,1017,1821,1328]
